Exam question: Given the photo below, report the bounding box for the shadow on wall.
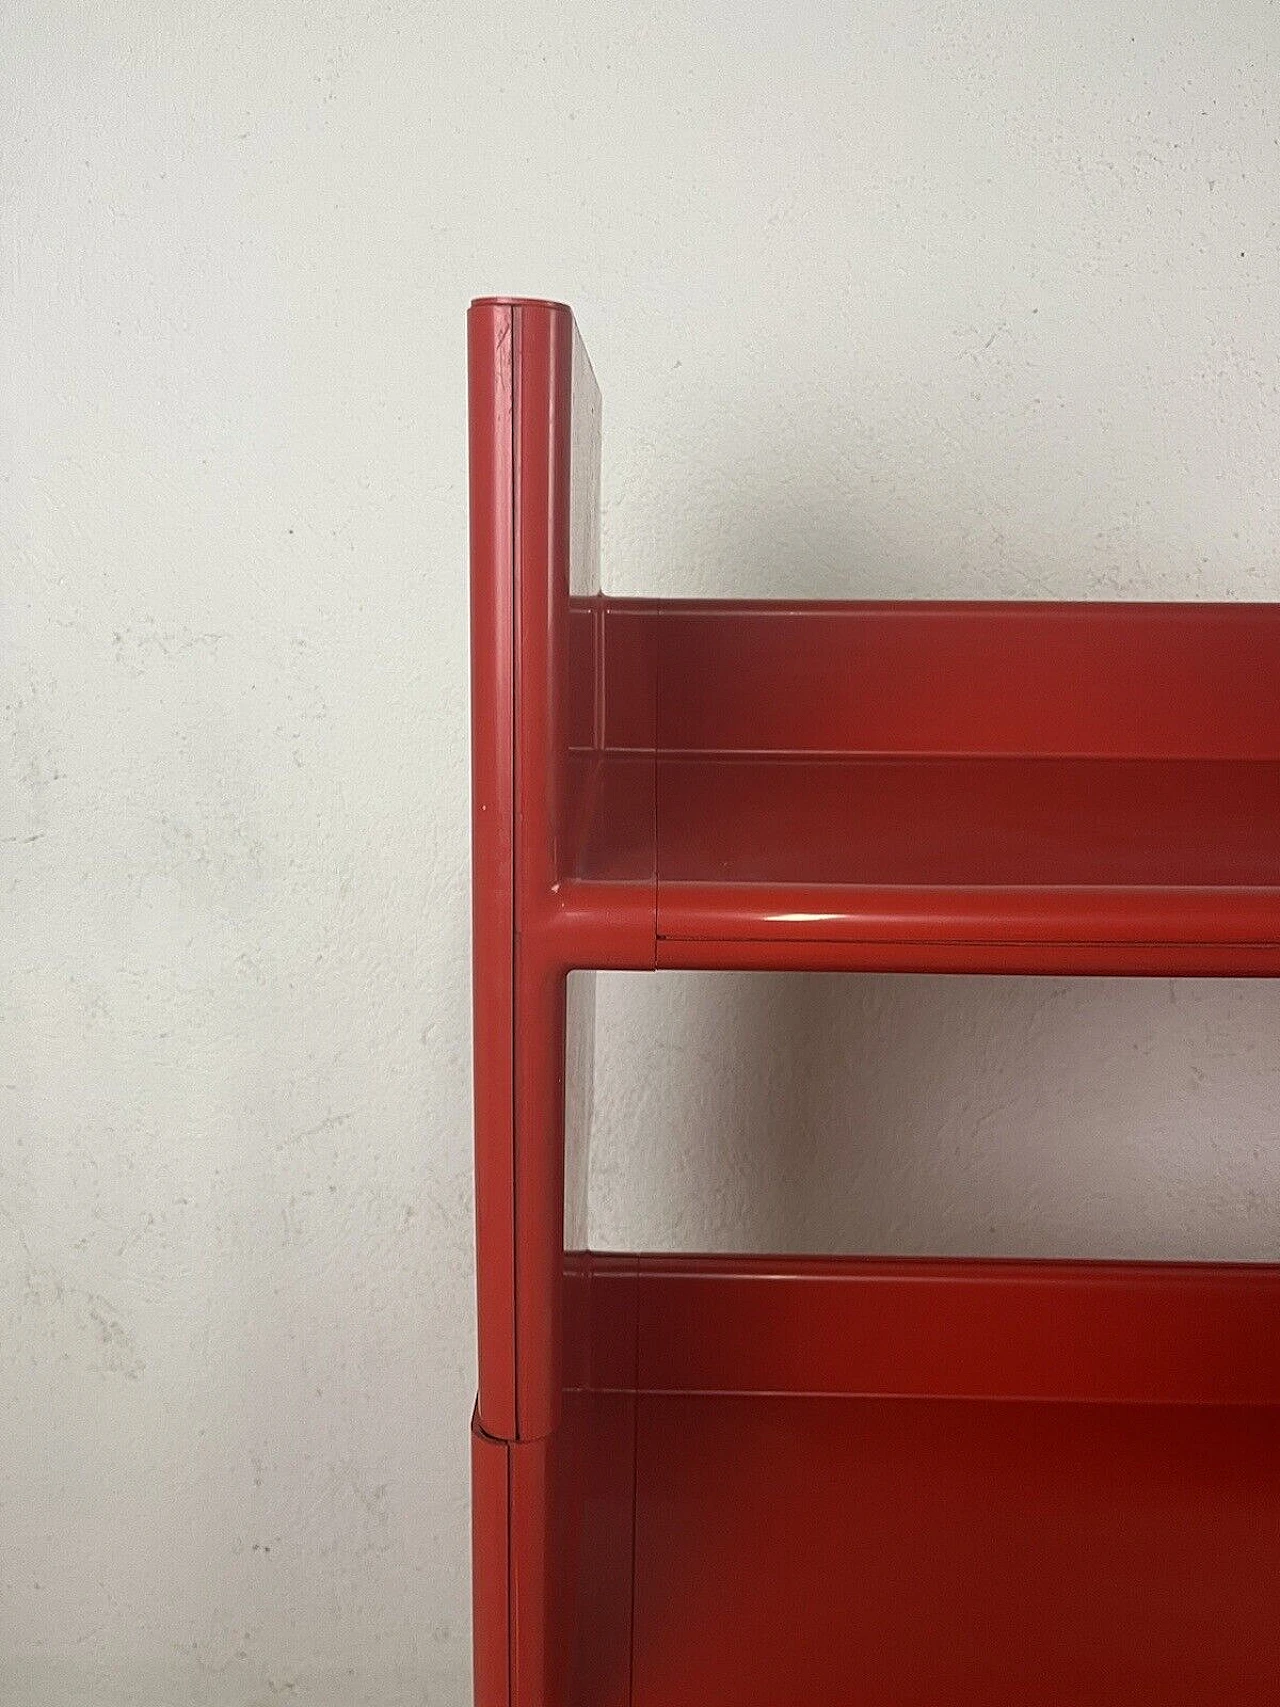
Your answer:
[589,971,1280,1262]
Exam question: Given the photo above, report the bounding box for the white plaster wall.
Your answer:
[4,2,1280,1702]
[589,974,1280,1259]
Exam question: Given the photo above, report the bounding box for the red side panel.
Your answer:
[510,304,574,1443]
[472,298,616,1442]
[471,1415,510,1707]
[469,301,518,1439]
[471,298,629,1705]
[513,304,573,909]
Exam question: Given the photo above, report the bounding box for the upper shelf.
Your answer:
[573,600,1280,974]
[469,299,1280,977]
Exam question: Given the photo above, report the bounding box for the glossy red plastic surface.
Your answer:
[574,598,1280,971]
[583,1253,1280,1407]
[470,1415,510,1707]
[468,298,1280,1705]
[554,1257,1280,1705]
[469,302,519,1439]
[470,299,646,1447]
[631,1391,1280,1705]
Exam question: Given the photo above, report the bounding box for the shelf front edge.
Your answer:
[578,1254,1280,1407]
[652,883,1280,974]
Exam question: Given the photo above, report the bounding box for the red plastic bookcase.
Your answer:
[468,297,1280,1706]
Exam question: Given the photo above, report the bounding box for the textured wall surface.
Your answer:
[4,2,1280,1703]
[590,974,1280,1259]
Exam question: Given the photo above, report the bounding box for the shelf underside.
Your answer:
[565,1257,1280,1706]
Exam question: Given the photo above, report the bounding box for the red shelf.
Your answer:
[623,1391,1280,1706]
[655,756,1280,891]
[574,750,1280,969]
[566,598,1280,973]
[562,1258,1280,1707]
[468,298,1280,1706]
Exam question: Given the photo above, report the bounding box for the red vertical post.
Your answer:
[470,298,579,1707]
[468,300,520,1443]
[469,296,576,1445]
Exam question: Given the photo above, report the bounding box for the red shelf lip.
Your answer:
[583,751,1280,771]
[647,880,1280,974]
[657,882,1280,935]
[634,596,1280,613]
[587,1249,1280,1281]
[580,1252,1280,1408]
[652,886,1280,968]
[656,940,1280,976]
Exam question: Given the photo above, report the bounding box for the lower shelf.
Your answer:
[611,1391,1280,1706]
[562,1256,1280,1706]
